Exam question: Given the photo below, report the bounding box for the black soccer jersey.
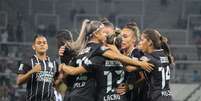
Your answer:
[66,42,108,101]
[125,48,144,84]
[124,48,148,101]
[94,56,127,101]
[17,55,58,101]
[84,48,128,101]
[63,57,77,91]
[143,49,172,101]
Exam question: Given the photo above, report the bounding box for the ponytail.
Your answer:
[56,19,90,55]
[160,36,173,64]
[69,19,90,53]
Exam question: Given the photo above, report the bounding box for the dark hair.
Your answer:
[56,19,90,64]
[85,20,104,39]
[100,18,114,28]
[160,36,170,54]
[124,22,139,41]
[33,34,46,43]
[56,29,76,64]
[56,29,73,49]
[160,36,173,64]
[142,29,161,49]
[143,29,173,63]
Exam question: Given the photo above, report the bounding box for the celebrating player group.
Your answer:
[17,18,174,101]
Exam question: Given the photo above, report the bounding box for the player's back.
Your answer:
[94,56,127,101]
[66,42,102,101]
[144,49,172,101]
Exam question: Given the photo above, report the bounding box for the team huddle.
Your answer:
[16,18,174,101]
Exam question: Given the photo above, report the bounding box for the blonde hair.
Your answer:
[65,19,90,54]
[64,19,104,54]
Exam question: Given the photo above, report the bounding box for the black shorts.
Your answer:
[149,90,172,101]
[64,95,94,101]
[97,94,128,101]
[150,96,172,101]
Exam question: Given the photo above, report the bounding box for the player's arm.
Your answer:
[16,64,41,85]
[54,72,64,86]
[54,62,64,86]
[60,64,87,75]
[102,49,153,72]
[125,65,138,72]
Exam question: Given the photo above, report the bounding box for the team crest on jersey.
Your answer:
[48,62,54,68]
[100,46,108,51]
[19,64,24,71]
[79,47,91,55]
[140,56,149,61]
[36,71,54,82]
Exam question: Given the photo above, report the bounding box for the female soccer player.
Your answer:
[59,20,153,101]
[118,22,148,101]
[16,34,59,101]
[138,29,173,101]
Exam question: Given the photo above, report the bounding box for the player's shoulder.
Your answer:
[131,48,144,58]
[152,49,166,57]
[88,42,104,50]
[17,55,34,73]
[88,43,109,56]
[88,42,107,50]
[142,53,161,66]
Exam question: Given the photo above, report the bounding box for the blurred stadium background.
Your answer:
[0,0,201,101]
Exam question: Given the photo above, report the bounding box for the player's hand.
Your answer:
[59,46,65,56]
[32,64,41,73]
[106,44,120,54]
[116,83,128,95]
[139,61,154,72]
[82,19,90,26]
